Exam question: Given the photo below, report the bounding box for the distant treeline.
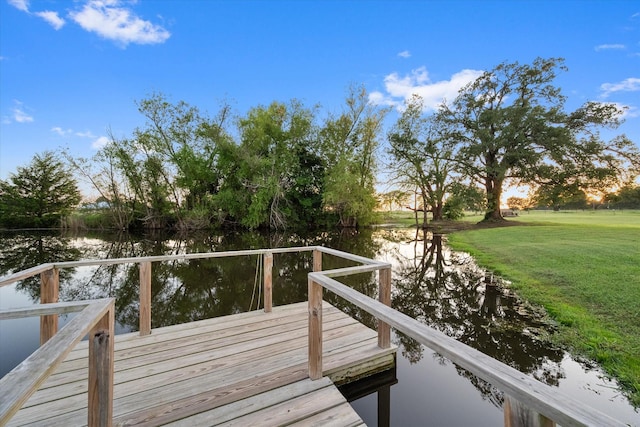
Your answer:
[2,58,639,230]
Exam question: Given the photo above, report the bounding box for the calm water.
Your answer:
[0,229,637,426]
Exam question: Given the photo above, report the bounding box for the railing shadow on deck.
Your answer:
[0,246,624,427]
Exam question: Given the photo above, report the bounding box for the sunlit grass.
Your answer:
[448,210,640,406]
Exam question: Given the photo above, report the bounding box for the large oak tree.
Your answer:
[440,57,639,221]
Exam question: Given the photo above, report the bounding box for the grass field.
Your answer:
[448,209,640,406]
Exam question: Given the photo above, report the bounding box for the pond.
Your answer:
[0,228,637,426]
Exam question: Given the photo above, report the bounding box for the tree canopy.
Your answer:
[0,151,81,228]
[387,94,458,223]
[5,59,640,230]
[58,87,387,231]
[439,57,640,221]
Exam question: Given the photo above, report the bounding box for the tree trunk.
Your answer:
[432,203,443,221]
[484,177,504,221]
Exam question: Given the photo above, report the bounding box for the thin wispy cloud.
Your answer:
[595,44,626,51]
[369,66,483,111]
[35,11,66,30]
[600,77,640,98]
[51,126,73,136]
[7,0,29,12]
[76,130,97,138]
[69,0,171,47]
[398,50,411,58]
[11,101,34,123]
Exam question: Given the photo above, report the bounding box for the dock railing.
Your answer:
[0,298,115,426]
[0,246,624,427]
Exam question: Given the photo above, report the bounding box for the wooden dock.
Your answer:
[7,302,396,427]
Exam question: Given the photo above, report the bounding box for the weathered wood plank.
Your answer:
[32,314,356,398]
[308,277,323,380]
[377,267,391,349]
[115,367,311,426]
[263,252,273,313]
[47,312,350,385]
[88,306,114,427]
[39,268,59,345]
[0,301,96,320]
[138,262,151,336]
[214,382,348,426]
[8,302,392,427]
[0,264,54,288]
[287,402,364,427]
[59,302,318,361]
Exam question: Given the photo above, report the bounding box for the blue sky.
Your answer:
[1,0,639,194]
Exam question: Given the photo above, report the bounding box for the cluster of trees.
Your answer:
[505,183,640,212]
[1,57,638,230]
[65,85,387,230]
[387,57,639,223]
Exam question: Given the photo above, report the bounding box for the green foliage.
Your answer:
[439,57,639,221]
[0,152,81,228]
[532,184,588,211]
[387,95,458,221]
[214,100,324,229]
[321,85,388,227]
[603,184,640,209]
[442,196,465,220]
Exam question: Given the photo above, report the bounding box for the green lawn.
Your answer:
[448,210,640,406]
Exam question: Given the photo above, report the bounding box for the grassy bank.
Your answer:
[448,210,640,406]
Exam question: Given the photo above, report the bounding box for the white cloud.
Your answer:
[600,77,640,98]
[70,0,171,47]
[369,67,483,111]
[92,136,110,149]
[398,50,411,58]
[35,11,65,30]
[76,130,97,138]
[8,0,29,12]
[594,44,626,51]
[51,126,73,136]
[10,101,34,123]
[13,108,34,123]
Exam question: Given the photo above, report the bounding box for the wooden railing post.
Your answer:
[88,303,114,427]
[139,262,151,336]
[378,267,391,349]
[263,252,273,313]
[308,276,323,380]
[40,268,59,345]
[313,249,322,272]
[504,395,555,427]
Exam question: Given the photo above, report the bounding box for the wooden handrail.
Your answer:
[0,246,622,425]
[0,298,115,426]
[307,270,624,427]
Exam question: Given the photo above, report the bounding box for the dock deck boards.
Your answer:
[7,302,395,426]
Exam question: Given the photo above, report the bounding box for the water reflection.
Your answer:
[0,229,637,424]
[0,231,82,300]
[388,229,565,398]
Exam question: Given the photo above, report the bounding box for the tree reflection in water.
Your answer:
[387,228,565,407]
[1,228,566,409]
